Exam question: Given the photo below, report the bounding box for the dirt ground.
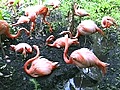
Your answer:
[0,18,120,90]
[0,26,81,90]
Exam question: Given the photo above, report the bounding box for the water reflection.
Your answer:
[64,67,103,90]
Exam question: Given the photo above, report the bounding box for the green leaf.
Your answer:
[13,0,20,6]
[0,10,4,20]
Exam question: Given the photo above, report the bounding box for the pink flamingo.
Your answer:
[0,20,30,57]
[24,45,59,77]
[63,37,109,75]
[46,31,79,48]
[10,43,32,58]
[101,16,117,28]
[74,20,105,38]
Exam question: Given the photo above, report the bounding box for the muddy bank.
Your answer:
[0,13,120,90]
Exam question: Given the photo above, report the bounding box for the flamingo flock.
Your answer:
[1,0,119,78]
[0,20,30,57]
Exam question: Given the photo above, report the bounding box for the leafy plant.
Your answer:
[0,10,3,20]
[30,78,41,90]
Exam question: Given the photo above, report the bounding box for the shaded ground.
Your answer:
[98,46,120,90]
[0,24,94,90]
[0,12,120,90]
[0,29,120,90]
[0,26,80,90]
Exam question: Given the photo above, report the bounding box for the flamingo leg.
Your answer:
[83,36,87,46]
[76,67,90,90]
[79,74,84,90]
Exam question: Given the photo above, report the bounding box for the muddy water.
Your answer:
[62,31,120,90]
[64,67,102,90]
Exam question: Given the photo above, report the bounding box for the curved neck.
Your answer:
[96,27,105,36]
[63,37,72,64]
[63,52,71,64]
[74,3,77,12]
[101,20,108,28]
[5,28,30,39]
[24,45,40,74]
[59,31,73,38]
[46,35,55,44]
